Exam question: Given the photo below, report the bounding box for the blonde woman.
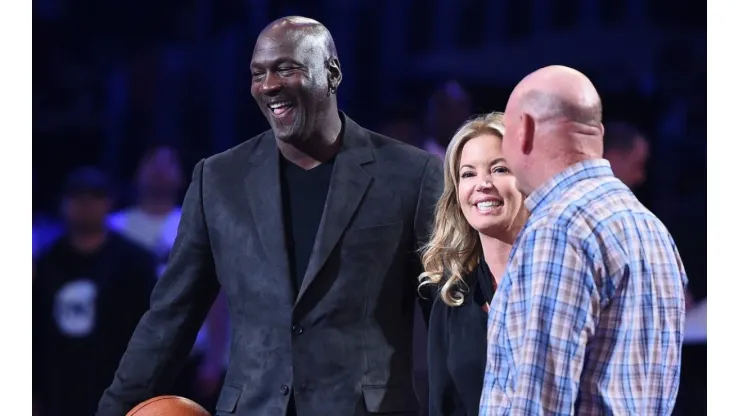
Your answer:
[419,112,528,416]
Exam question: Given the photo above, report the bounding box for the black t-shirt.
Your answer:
[32,232,157,416]
[279,155,335,291]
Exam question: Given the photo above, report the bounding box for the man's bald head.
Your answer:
[258,16,338,61]
[509,65,602,128]
[501,66,605,195]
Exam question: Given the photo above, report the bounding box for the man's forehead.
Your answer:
[253,32,297,53]
[252,33,319,63]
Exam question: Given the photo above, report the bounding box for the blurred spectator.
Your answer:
[32,167,157,416]
[378,105,423,147]
[422,80,473,159]
[107,146,228,408]
[662,150,707,305]
[668,155,707,416]
[603,121,650,189]
[108,145,183,267]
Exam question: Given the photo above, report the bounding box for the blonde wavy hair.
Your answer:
[419,112,506,307]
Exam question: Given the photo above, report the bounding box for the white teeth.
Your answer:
[268,102,291,110]
[476,201,502,210]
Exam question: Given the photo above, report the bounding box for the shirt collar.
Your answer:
[524,159,615,213]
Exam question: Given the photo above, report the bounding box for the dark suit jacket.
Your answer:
[97,114,444,416]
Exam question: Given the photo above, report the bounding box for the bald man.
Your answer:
[479,66,687,415]
[97,17,443,416]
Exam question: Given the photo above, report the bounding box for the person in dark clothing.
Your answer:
[97,16,444,416]
[602,121,650,190]
[32,167,157,416]
[419,113,528,415]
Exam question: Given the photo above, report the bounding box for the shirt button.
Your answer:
[280,385,290,395]
[292,325,304,335]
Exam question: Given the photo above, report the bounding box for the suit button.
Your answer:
[280,385,290,395]
[292,325,304,335]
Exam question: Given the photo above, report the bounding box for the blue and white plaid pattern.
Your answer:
[479,159,687,416]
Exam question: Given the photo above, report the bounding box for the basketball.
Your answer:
[126,396,211,416]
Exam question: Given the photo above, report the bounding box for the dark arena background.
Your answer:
[32,0,706,415]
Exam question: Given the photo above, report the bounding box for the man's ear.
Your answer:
[327,57,342,93]
[519,113,535,155]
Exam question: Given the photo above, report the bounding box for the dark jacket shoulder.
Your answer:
[363,128,438,168]
[197,116,440,182]
[202,129,273,172]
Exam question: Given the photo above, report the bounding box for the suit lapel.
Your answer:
[243,133,295,298]
[295,116,374,305]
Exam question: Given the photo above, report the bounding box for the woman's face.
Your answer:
[457,133,524,240]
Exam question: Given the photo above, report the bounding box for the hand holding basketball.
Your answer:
[126,396,211,416]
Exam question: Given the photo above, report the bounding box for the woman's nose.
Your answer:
[476,178,494,191]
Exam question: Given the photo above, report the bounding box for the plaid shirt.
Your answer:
[479,159,687,416]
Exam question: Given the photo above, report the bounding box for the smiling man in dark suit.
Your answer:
[97,16,443,416]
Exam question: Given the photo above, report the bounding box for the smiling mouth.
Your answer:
[267,101,294,117]
[475,200,503,212]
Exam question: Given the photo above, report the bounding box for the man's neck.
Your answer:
[480,234,513,286]
[68,230,108,254]
[529,153,599,194]
[278,111,343,169]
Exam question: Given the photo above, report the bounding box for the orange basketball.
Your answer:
[126,395,211,416]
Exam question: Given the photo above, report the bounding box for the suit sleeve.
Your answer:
[97,159,221,416]
[413,155,444,325]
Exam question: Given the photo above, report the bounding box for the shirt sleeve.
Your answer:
[508,225,601,415]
